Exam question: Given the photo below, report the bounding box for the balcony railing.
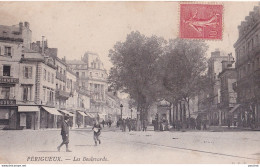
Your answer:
[76,86,91,96]
[45,101,55,107]
[56,90,70,99]
[56,72,66,82]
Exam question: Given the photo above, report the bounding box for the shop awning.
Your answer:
[229,104,241,113]
[86,113,95,118]
[18,106,39,112]
[59,110,74,117]
[42,106,62,115]
[78,111,87,116]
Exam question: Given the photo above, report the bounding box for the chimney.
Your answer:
[19,22,23,33]
[24,22,30,29]
[42,36,45,54]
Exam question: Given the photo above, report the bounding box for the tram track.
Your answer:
[74,130,260,162]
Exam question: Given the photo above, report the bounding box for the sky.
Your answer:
[0,1,258,71]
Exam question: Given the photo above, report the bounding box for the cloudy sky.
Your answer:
[0,1,258,71]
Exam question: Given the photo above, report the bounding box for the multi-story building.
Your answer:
[218,54,237,126]
[233,5,260,128]
[0,22,25,130]
[106,91,121,122]
[200,49,229,126]
[67,52,108,121]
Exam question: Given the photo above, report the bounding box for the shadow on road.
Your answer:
[37,150,60,152]
[75,144,95,147]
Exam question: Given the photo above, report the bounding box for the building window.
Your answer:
[43,88,46,102]
[51,73,54,83]
[44,69,46,80]
[48,72,50,82]
[67,79,70,89]
[24,66,32,79]
[90,72,92,77]
[22,85,31,101]
[1,87,10,99]
[4,47,11,56]
[50,90,54,102]
[82,72,85,78]
[3,65,10,76]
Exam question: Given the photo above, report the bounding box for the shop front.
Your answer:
[77,111,87,128]
[17,106,40,130]
[40,106,62,129]
[0,105,17,130]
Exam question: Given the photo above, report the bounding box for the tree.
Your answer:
[159,38,208,127]
[108,31,166,124]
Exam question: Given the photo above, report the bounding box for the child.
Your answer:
[92,119,102,146]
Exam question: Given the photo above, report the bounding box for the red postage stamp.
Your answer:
[180,4,223,40]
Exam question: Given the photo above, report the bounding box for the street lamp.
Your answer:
[131,109,133,119]
[120,104,123,119]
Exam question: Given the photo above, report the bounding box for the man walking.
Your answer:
[57,115,72,152]
[92,119,102,146]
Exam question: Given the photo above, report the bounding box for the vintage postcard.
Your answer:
[0,1,260,165]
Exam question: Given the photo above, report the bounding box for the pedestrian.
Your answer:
[92,119,102,146]
[102,120,105,128]
[57,115,72,152]
[143,119,148,131]
[122,119,126,132]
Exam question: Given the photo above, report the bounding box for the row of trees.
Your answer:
[108,31,209,124]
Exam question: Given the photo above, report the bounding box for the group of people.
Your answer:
[101,119,112,128]
[57,115,102,152]
[117,118,149,132]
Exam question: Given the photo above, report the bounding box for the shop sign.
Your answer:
[0,77,19,84]
[0,99,16,105]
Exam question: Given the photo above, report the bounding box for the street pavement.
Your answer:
[0,126,259,164]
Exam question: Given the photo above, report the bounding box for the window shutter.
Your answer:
[0,65,2,77]
[29,67,32,78]
[28,86,31,100]
[10,87,14,99]
[0,87,2,98]
[1,46,4,56]
[10,66,14,77]
[23,66,25,78]
[11,47,14,57]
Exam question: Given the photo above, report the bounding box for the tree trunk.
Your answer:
[187,98,191,129]
[169,102,172,125]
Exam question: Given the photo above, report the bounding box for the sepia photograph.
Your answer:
[0,1,260,165]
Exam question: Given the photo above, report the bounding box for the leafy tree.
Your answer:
[108,31,166,122]
[159,39,208,126]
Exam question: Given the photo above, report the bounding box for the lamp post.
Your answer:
[131,109,133,119]
[120,104,123,119]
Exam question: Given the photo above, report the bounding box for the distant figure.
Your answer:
[143,119,148,131]
[122,119,126,132]
[92,119,102,146]
[102,120,105,128]
[57,115,72,152]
